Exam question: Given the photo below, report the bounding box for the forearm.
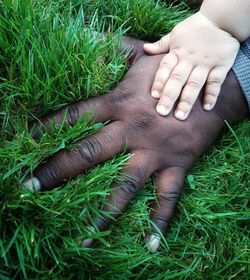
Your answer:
[200,0,250,42]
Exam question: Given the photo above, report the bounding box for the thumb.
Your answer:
[143,34,170,54]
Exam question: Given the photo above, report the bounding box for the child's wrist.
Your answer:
[200,0,250,42]
[193,11,238,43]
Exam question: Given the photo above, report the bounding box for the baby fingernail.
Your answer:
[21,177,41,192]
[156,105,168,116]
[146,233,161,252]
[204,104,212,110]
[175,110,185,120]
[151,90,161,98]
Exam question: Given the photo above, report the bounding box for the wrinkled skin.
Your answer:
[25,37,249,250]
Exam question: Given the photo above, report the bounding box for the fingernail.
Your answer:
[21,177,41,192]
[151,90,161,98]
[156,105,168,116]
[146,233,161,252]
[175,110,186,120]
[81,226,96,247]
[204,104,212,111]
[82,238,94,247]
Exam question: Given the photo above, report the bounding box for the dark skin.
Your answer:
[23,37,249,251]
[170,0,203,9]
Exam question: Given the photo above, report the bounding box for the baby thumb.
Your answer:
[143,34,170,54]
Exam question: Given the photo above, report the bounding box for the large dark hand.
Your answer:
[22,37,249,252]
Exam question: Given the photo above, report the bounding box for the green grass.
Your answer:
[0,0,249,279]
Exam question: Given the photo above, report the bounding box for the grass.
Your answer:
[0,0,249,279]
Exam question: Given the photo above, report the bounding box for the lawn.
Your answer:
[0,0,249,279]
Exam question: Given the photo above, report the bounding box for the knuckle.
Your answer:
[120,176,139,196]
[67,103,80,126]
[158,191,180,204]
[136,165,147,179]
[172,46,185,57]
[160,58,171,67]
[107,83,135,108]
[179,98,193,107]
[162,92,176,103]
[160,53,177,67]
[186,79,201,89]
[38,164,58,186]
[78,137,102,164]
[97,214,111,230]
[206,90,219,97]
[153,215,169,230]
[154,70,169,84]
[206,77,222,87]
[128,113,156,134]
[119,166,146,197]
[170,72,183,83]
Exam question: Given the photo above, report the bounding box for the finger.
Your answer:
[203,67,228,111]
[120,36,145,64]
[146,167,185,252]
[31,94,115,138]
[22,121,126,190]
[156,61,193,116]
[151,53,178,99]
[87,151,156,235]
[121,36,143,52]
[174,66,209,120]
[143,34,170,55]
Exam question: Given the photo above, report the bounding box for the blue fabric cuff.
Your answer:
[232,38,250,111]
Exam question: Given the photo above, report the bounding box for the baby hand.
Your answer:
[144,11,240,120]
